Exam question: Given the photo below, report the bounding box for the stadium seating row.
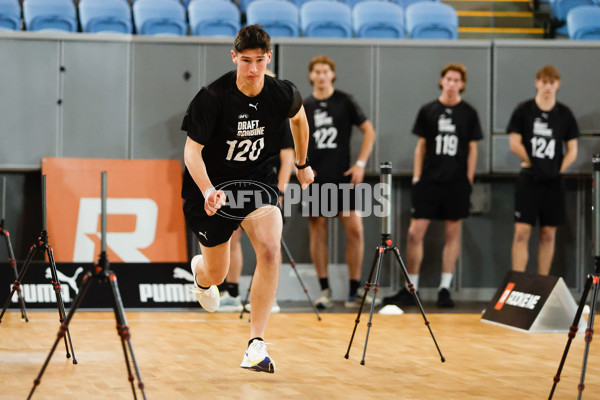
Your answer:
[0,0,598,40]
[0,0,457,39]
[548,0,600,38]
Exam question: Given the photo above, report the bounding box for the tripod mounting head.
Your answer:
[96,171,110,275]
[379,162,392,237]
[593,155,600,271]
[1,176,5,227]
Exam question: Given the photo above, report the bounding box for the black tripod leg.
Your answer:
[0,244,37,322]
[240,274,253,320]
[392,247,445,362]
[46,248,77,363]
[28,271,93,400]
[281,239,321,321]
[577,277,599,400]
[360,248,385,365]
[3,233,28,321]
[108,273,147,400]
[548,274,592,400]
[345,246,382,359]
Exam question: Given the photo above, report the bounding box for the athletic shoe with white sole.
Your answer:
[344,293,383,308]
[240,340,275,373]
[314,288,333,310]
[243,300,280,314]
[188,255,220,312]
[218,292,243,313]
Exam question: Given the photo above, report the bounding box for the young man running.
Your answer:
[181,25,313,373]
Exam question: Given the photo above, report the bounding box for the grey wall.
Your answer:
[1,33,599,298]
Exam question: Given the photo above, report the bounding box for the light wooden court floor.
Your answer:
[1,311,599,399]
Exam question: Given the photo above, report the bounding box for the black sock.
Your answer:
[349,280,360,297]
[217,281,228,293]
[228,282,239,298]
[248,337,264,347]
[319,278,329,291]
[198,284,210,290]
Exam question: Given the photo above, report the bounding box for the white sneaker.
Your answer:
[314,288,333,310]
[218,292,243,313]
[240,340,275,373]
[243,299,280,314]
[344,293,383,308]
[188,255,220,312]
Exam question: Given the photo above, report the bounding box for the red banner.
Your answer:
[42,158,187,263]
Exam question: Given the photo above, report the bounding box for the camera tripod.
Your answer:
[0,176,28,321]
[239,237,321,321]
[548,155,600,399]
[344,162,445,365]
[0,175,75,362]
[28,172,146,399]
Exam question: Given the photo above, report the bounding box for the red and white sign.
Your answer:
[42,158,187,263]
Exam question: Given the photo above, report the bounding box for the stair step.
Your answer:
[458,26,544,33]
[459,16,538,28]
[443,0,546,38]
[458,31,543,38]
[445,0,532,11]
[457,10,533,16]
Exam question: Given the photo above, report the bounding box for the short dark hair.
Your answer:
[439,63,467,93]
[536,65,561,81]
[308,55,337,85]
[234,25,271,54]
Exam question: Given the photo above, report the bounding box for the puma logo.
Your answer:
[249,103,258,110]
[173,267,194,282]
[198,231,208,240]
[45,267,84,295]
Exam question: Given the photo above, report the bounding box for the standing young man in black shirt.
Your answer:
[507,65,579,275]
[303,55,376,309]
[181,25,313,373]
[384,63,483,308]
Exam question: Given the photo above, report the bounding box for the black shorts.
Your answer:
[302,177,357,217]
[514,173,565,226]
[411,178,471,220]
[183,176,280,247]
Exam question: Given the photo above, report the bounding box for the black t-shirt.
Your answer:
[273,122,294,172]
[181,71,302,200]
[506,99,579,179]
[412,100,483,183]
[304,90,367,183]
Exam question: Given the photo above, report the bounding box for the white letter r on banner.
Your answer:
[73,198,158,262]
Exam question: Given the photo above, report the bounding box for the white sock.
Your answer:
[439,273,453,290]
[406,274,419,291]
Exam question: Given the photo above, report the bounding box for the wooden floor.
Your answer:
[1,310,599,399]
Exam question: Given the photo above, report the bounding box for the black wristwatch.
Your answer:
[295,158,310,170]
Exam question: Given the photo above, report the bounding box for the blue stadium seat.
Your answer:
[247,0,299,37]
[0,0,20,31]
[549,0,595,35]
[133,0,187,36]
[239,0,259,13]
[188,0,240,36]
[292,0,337,7]
[342,0,387,7]
[567,5,600,39]
[183,0,229,7]
[79,0,133,34]
[353,1,404,38]
[23,0,77,32]
[405,2,458,39]
[301,0,352,38]
[392,0,440,9]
